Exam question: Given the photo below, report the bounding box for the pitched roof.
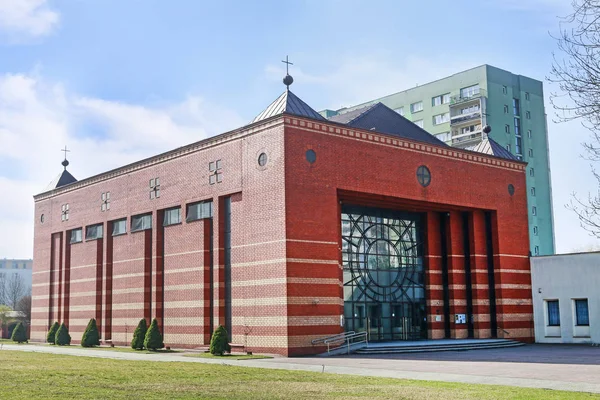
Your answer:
[252,90,326,124]
[44,169,77,192]
[471,138,519,160]
[328,102,446,146]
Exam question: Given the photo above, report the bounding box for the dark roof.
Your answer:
[44,169,77,192]
[252,90,326,123]
[471,138,519,160]
[328,102,446,146]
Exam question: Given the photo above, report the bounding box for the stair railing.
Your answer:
[311,331,368,355]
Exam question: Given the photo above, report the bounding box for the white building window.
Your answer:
[435,132,451,142]
[395,107,404,116]
[460,84,480,98]
[131,213,152,232]
[433,113,450,125]
[112,219,127,236]
[70,228,83,244]
[163,207,182,226]
[410,101,423,113]
[413,119,424,128]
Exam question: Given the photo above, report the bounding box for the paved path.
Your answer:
[2,343,600,394]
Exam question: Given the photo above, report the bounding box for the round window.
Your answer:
[306,149,317,164]
[258,152,268,167]
[416,165,431,187]
[40,214,45,223]
[508,184,515,196]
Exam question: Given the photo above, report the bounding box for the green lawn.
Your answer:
[0,351,597,399]
[182,352,272,360]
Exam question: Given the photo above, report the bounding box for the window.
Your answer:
[61,204,69,221]
[432,112,450,125]
[112,218,127,236]
[525,92,530,100]
[575,299,590,326]
[513,98,520,115]
[514,117,521,136]
[131,213,152,232]
[526,111,531,119]
[442,93,450,104]
[413,119,424,128]
[530,167,535,176]
[209,160,223,185]
[70,228,83,244]
[528,149,533,157]
[531,187,536,196]
[163,207,181,226]
[435,132,451,142]
[505,124,510,134]
[460,104,479,114]
[532,206,537,216]
[504,105,509,114]
[461,125,478,134]
[506,144,511,152]
[86,224,103,240]
[395,107,404,116]
[502,85,507,94]
[149,178,160,199]
[533,226,538,236]
[416,165,431,187]
[547,300,560,326]
[186,201,213,222]
[431,94,450,106]
[101,192,110,211]
[460,84,480,98]
[258,152,268,167]
[410,101,423,113]
[515,137,522,155]
[527,129,532,139]
[535,246,540,255]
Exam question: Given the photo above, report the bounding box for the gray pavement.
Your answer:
[2,343,600,394]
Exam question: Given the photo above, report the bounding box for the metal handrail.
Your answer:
[312,331,368,355]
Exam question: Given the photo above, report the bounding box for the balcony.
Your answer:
[450,111,481,125]
[450,88,487,105]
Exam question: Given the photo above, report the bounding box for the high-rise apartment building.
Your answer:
[322,65,555,256]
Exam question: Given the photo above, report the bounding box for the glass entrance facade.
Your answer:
[342,205,427,341]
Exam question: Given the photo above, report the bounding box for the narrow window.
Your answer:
[526,111,531,119]
[163,207,182,226]
[506,144,511,152]
[131,213,152,232]
[505,124,510,134]
[442,93,451,104]
[530,168,535,177]
[502,85,507,94]
[70,228,83,244]
[410,101,423,113]
[112,218,127,236]
[528,149,533,157]
[535,246,540,255]
[86,224,104,240]
[525,92,530,100]
[504,105,509,114]
[186,201,213,222]
[527,130,532,138]
[575,299,590,326]
[414,119,424,128]
[532,206,537,216]
[531,187,536,196]
[533,226,538,236]
[547,300,560,326]
[395,107,404,116]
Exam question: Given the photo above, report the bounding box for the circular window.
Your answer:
[40,214,45,223]
[508,184,515,196]
[258,152,268,167]
[416,165,431,187]
[306,149,317,164]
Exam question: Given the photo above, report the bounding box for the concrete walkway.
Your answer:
[2,343,600,394]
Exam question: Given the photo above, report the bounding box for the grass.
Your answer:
[0,351,598,400]
[182,352,272,360]
[83,346,181,354]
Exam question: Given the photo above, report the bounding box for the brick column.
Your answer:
[203,218,213,344]
[446,211,467,339]
[469,211,491,338]
[424,212,445,339]
[104,222,113,341]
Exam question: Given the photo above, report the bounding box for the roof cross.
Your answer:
[61,145,70,169]
[282,55,294,90]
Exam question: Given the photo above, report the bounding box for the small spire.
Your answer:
[61,145,70,169]
[282,55,294,91]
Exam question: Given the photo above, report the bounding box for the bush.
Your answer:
[131,319,147,350]
[209,325,230,356]
[55,323,71,346]
[144,319,164,351]
[11,322,27,343]
[81,318,100,347]
[47,322,59,344]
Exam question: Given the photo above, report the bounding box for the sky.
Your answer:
[0,0,597,258]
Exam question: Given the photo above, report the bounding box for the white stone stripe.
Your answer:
[287,258,338,265]
[164,249,208,258]
[113,257,148,265]
[164,300,204,309]
[495,254,529,258]
[164,267,203,274]
[67,305,97,312]
[232,258,286,268]
[287,239,338,245]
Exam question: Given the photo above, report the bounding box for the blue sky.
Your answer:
[0,0,595,257]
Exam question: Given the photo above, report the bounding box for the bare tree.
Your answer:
[0,272,6,306]
[6,273,26,310]
[16,294,32,324]
[550,0,600,236]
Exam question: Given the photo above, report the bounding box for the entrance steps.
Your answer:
[353,339,524,355]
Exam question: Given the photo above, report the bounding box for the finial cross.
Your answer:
[61,145,70,160]
[282,56,293,75]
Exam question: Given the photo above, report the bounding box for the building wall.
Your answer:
[323,65,555,257]
[531,252,600,344]
[283,116,533,354]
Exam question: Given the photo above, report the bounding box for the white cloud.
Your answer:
[0,0,60,40]
[0,72,244,258]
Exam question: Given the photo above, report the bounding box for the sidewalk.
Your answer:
[2,343,600,394]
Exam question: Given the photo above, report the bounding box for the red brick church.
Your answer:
[31,71,532,356]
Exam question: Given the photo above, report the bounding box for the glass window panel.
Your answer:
[575,299,589,326]
[547,300,560,326]
[86,224,103,240]
[70,228,82,244]
[163,207,181,226]
[131,214,152,232]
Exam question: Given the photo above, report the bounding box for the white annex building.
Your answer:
[531,252,599,344]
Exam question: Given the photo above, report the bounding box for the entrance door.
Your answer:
[367,304,382,341]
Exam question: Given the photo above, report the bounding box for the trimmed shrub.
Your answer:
[209,325,230,356]
[131,318,147,350]
[81,318,100,347]
[55,323,71,346]
[11,322,27,343]
[47,322,59,344]
[144,319,164,351]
